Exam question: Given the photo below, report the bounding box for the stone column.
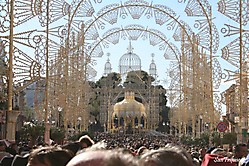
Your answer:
[6,111,20,141]
[44,122,50,144]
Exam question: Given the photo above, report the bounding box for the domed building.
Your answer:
[119,41,141,81]
[112,91,147,134]
[99,42,166,134]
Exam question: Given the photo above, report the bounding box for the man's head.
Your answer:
[78,135,94,148]
[0,141,6,151]
[66,149,138,166]
[234,143,248,158]
[138,144,194,166]
[27,146,74,166]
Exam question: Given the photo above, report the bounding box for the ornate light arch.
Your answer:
[87,24,181,63]
[0,0,227,138]
[68,0,222,96]
[78,1,195,57]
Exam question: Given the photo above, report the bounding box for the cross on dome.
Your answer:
[127,40,134,54]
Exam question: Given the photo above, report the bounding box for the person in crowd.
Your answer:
[210,148,228,156]
[18,143,31,156]
[199,148,207,161]
[66,148,138,166]
[232,144,248,166]
[191,151,201,166]
[61,141,81,156]
[62,134,94,155]
[240,150,249,166]
[0,141,11,161]
[0,156,14,166]
[234,144,248,159]
[5,143,18,156]
[138,143,194,166]
[206,147,216,154]
[27,146,74,166]
[136,146,148,156]
[78,135,95,149]
[0,142,28,166]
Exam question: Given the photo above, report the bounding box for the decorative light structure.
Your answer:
[218,0,249,143]
[1,0,239,141]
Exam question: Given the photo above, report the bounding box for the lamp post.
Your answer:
[166,122,170,134]
[77,117,82,133]
[200,114,203,138]
[58,107,62,128]
[162,122,166,132]
[205,123,209,132]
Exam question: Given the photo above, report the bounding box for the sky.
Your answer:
[84,0,239,114]
[2,0,245,114]
[87,0,237,82]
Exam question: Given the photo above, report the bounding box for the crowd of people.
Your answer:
[0,132,249,166]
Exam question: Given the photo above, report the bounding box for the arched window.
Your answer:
[113,114,118,128]
[134,117,138,126]
[120,117,124,126]
[141,116,145,128]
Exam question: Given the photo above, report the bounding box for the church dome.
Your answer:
[119,41,141,76]
[113,91,146,118]
[119,52,141,67]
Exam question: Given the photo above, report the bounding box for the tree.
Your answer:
[50,127,65,144]
[160,106,170,122]
[123,70,155,89]
[22,106,34,120]
[90,72,122,121]
[96,72,121,88]
[180,133,209,146]
[19,122,44,146]
[222,132,237,145]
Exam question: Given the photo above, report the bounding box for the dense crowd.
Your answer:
[0,132,248,166]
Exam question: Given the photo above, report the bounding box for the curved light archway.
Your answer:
[87,24,182,63]
[0,0,227,138]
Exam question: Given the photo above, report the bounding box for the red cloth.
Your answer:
[201,154,238,166]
